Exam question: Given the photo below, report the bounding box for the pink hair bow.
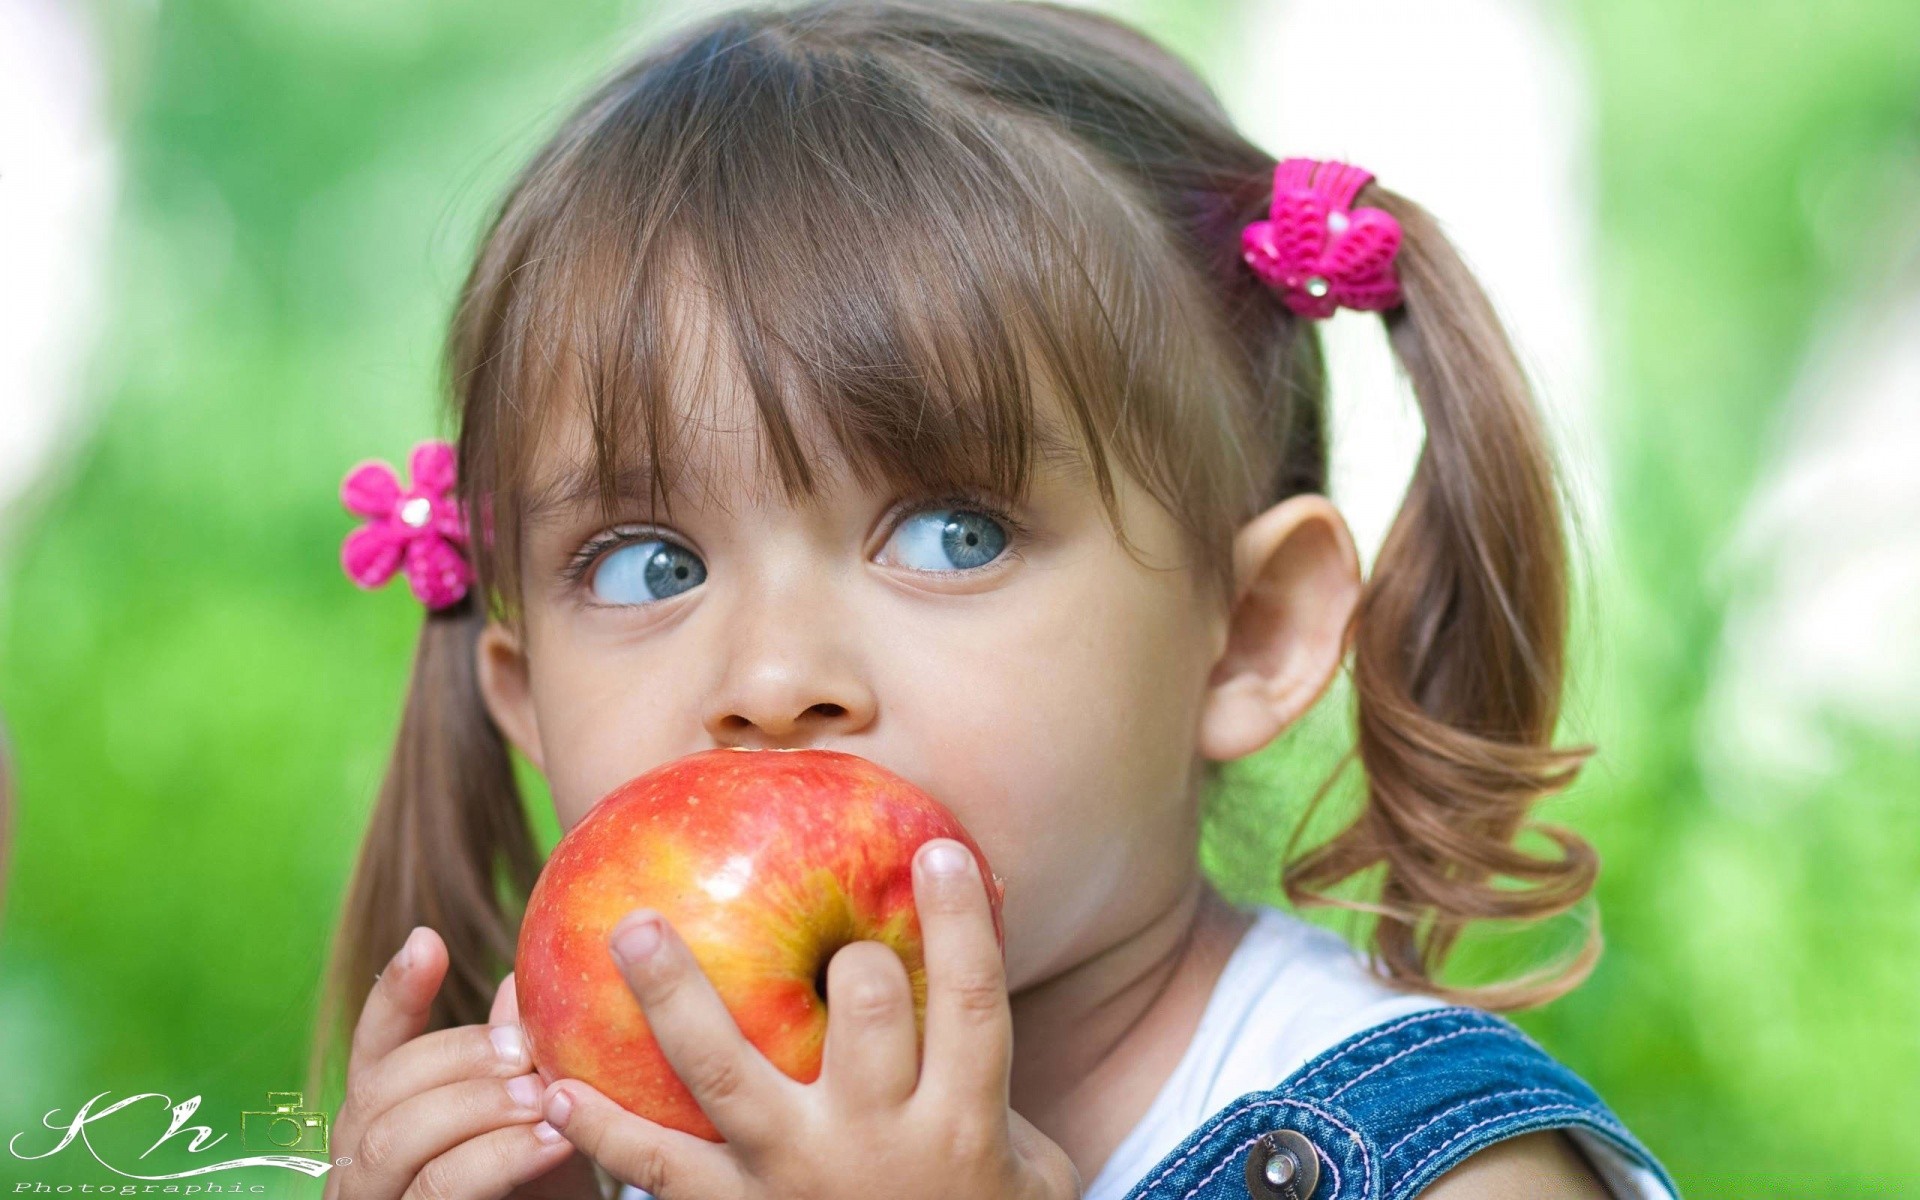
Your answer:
[1241,157,1405,320]
[340,439,473,610]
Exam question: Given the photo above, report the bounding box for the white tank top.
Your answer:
[1079,903,1675,1200]
[617,903,1672,1200]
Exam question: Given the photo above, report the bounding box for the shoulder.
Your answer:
[1279,1005,1678,1200]
[1121,1005,1681,1200]
[1418,1128,1615,1199]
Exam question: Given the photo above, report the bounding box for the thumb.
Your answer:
[489,970,520,1027]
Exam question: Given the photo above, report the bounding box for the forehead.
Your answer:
[516,286,1098,531]
[522,388,1092,531]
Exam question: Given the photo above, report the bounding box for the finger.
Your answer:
[543,1079,743,1200]
[349,927,444,1079]
[396,1120,573,1200]
[819,939,920,1112]
[348,1074,548,1200]
[494,1141,601,1200]
[606,910,796,1149]
[489,972,518,1027]
[345,1022,535,1138]
[336,928,452,1158]
[911,838,1013,1115]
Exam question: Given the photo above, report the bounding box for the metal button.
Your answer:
[1245,1129,1320,1200]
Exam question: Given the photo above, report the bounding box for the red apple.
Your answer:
[514,746,1007,1141]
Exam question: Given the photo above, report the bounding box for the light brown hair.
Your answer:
[310,0,1600,1100]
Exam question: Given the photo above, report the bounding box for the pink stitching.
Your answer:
[1400,1103,1636,1184]
[1290,1006,1480,1090]
[1127,1097,1368,1199]
[1137,1008,1576,1198]
[1177,1130,1344,1200]
[1380,1088,1578,1156]
[1138,1099,1359,1195]
[1328,1026,1525,1100]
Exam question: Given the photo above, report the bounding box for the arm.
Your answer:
[1418,1130,1614,1200]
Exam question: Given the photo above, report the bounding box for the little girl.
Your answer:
[312,2,1682,1199]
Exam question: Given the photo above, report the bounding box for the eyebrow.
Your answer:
[523,463,664,529]
[522,419,1091,530]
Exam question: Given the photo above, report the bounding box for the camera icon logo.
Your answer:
[241,1092,330,1155]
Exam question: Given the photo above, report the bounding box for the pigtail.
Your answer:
[1279,188,1602,1012]
[306,593,539,1101]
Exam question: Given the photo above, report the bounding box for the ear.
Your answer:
[475,618,546,775]
[1197,494,1362,763]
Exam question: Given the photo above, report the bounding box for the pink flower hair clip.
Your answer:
[1241,157,1405,320]
[339,438,473,611]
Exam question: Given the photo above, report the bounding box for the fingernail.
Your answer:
[532,1120,564,1144]
[490,1023,527,1066]
[611,915,663,965]
[545,1088,574,1130]
[392,928,423,973]
[920,840,970,878]
[505,1074,540,1109]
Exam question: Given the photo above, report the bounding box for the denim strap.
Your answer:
[1122,1005,1679,1200]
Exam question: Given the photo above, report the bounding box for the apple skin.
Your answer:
[514,746,1007,1142]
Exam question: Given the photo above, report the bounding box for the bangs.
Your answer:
[450,6,1252,614]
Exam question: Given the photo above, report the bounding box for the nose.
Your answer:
[701,569,878,748]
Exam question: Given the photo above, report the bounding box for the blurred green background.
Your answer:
[3,0,1918,1196]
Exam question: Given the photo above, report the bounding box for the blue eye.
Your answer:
[589,539,706,605]
[883,505,1012,573]
[568,494,1024,606]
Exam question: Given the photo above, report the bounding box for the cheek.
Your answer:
[915,552,1205,811]
[879,558,1212,976]
[527,631,695,828]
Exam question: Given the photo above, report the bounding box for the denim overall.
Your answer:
[1116,1005,1681,1200]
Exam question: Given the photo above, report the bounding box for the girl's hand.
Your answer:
[537,838,1082,1200]
[494,976,613,1200]
[323,928,585,1200]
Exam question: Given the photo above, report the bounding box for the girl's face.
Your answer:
[476,354,1239,991]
